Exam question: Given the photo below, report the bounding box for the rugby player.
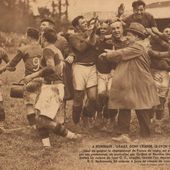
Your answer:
[95,21,114,130]
[6,27,42,128]
[0,47,10,131]
[23,28,81,147]
[39,18,75,123]
[67,15,98,127]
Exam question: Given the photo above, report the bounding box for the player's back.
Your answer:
[19,42,42,76]
[41,44,64,83]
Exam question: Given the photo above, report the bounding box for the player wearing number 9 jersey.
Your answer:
[7,27,43,128]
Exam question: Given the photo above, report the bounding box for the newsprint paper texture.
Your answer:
[0,0,170,170]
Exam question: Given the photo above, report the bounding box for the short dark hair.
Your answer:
[72,15,84,27]
[132,0,146,9]
[26,27,39,40]
[40,18,55,26]
[43,28,57,43]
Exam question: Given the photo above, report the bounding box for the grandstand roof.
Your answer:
[146,1,170,19]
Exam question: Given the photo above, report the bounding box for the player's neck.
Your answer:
[45,42,53,48]
[30,39,38,45]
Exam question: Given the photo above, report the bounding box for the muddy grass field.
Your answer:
[0,52,170,170]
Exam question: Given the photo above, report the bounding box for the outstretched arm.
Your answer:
[22,67,55,84]
[6,50,23,72]
[148,49,170,59]
[99,44,141,63]
[69,25,97,53]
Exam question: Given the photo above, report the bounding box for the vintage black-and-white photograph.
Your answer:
[0,0,170,169]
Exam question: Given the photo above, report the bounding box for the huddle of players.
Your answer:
[66,14,170,138]
[0,0,170,146]
[0,20,83,147]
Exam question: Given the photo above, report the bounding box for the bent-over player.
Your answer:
[23,28,81,147]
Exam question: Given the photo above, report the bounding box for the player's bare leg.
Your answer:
[82,86,97,129]
[37,115,82,147]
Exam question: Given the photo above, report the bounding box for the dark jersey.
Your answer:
[41,44,64,83]
[68,31,98,64]
[8,42,42,76]
[55,33,70,58]
[150,36,170,71]
[112,37,129,50]
[96,36,113,73]
[96,36,129,74]
[123,12,157,28]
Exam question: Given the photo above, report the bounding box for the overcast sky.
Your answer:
[32,0,166,19]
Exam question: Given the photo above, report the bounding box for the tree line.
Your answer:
[0,0,69,33]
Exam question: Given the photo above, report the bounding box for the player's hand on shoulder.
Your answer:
[99,52,107,61]
[65,55,74,64]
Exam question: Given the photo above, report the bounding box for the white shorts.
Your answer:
[152,70,170,97]
[35,83,64,119]
[97,73,112,94]
[72,64,97,90]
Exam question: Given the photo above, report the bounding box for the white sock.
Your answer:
[30,124,37,130]
[66,130,75,139]
[42,137,51,147]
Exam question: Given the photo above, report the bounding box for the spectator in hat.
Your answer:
[99,22,159,142]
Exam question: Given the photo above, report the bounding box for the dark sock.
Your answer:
[82,107,91,118]
[38,127,49,139]
[103,106,110,119]
[27,113,36,126]
[156,110,163,120]
[0,108,5,121]
[83,100,97,118]
[54,123,68,137]
[72,106,82,124]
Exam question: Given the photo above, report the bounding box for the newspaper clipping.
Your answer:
[0,0,170,170]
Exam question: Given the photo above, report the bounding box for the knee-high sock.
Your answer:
[83,99,96,118]
[72,106,82,124]
[0,107,5,121]
[53,123,68,137]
